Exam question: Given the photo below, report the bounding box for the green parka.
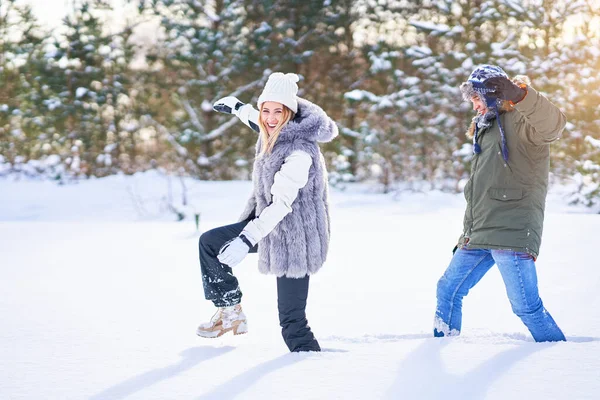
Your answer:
[458,87,567,258]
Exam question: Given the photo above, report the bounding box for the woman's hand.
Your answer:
[213,96,245,116]
[217,236,251,267]
[213,96,260,133]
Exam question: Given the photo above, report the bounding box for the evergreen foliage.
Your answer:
[0,0,598,207]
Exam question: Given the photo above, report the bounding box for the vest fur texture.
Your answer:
[239,97,338,278]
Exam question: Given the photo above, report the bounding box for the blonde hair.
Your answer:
[258,104,294,156]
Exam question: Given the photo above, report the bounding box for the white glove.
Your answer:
[217,236,251,267]
[213,96,245,116]
[213,96,260,133]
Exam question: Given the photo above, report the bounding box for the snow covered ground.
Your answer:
[1,172,599,399]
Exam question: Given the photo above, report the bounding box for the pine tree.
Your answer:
[139,0,361,179]
[0,0,47,176]
[28,0,143,178]
[341,0,598,197]
[134,0,256,179]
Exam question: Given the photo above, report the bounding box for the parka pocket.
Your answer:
[488,187,523,201]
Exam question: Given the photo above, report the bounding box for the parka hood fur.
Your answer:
[278,97,338,144]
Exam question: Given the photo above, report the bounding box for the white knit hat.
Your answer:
[257,72,299,113]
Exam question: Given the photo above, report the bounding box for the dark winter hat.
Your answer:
[460,64,508,108]
[461,65,510,161]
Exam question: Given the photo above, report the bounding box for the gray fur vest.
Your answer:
[239,97,338,278]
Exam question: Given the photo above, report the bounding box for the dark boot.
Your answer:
[277,275,321,352]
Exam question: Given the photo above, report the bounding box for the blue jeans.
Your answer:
[434,248,565,342]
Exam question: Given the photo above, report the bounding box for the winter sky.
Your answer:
[22,0,69,28]
[24,0,135,32]
[23,0,600,48]
[23,0,159,66]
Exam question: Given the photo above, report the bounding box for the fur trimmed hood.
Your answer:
[278,97,338,144]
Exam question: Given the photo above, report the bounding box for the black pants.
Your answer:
[198,221,320,352]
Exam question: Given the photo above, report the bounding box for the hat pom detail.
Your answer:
[286,73,299,83]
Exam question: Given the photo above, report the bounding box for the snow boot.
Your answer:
[196,304,248,338]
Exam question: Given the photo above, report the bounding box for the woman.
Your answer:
[196,72,338,352]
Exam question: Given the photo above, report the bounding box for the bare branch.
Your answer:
[229,77,267,99]
[181,98,203,132]
[200,117,239,142]
[338,124,362,138]
[150,119,189,157]
[205,136,242,162]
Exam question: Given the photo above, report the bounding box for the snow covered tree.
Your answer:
[530,2,600,207]
[40,1,125,176]
[137,0,361,179]
[340,0,599,197]
[242,0,364,185]
[1,0,597,208]
[133,0,261,179]
[341,1,480,191]
[0,0,47,176]
[0,0,147,179]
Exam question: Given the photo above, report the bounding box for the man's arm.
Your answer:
[513,87,567,145]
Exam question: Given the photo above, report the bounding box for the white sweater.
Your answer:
[241,150,312,245]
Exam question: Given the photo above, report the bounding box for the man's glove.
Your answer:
[484,76,527,104]
[213,96,246,116]
[217,235,253,267]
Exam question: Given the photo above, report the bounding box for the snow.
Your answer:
[43,98,62,111]
[99,45,112,56]
[201,100,213,113]
[406,46,433,57]
[44,154,61,166]
[369,52,394,73]
[409,21,451,33]
[344,89,376,102]
[1,173,599,400]
[581,160,600,171]
[501,0,525,14]
[404,76,421,86]
[377,97,394,108]
[585,135,600,149]
[76,87,88,98]
[254,22,272,35]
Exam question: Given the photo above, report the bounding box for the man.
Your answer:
[434,65,566,342]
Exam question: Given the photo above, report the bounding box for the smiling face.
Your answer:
[260,101,285,136]
[471,95,488,114]
[257,101,293,156]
